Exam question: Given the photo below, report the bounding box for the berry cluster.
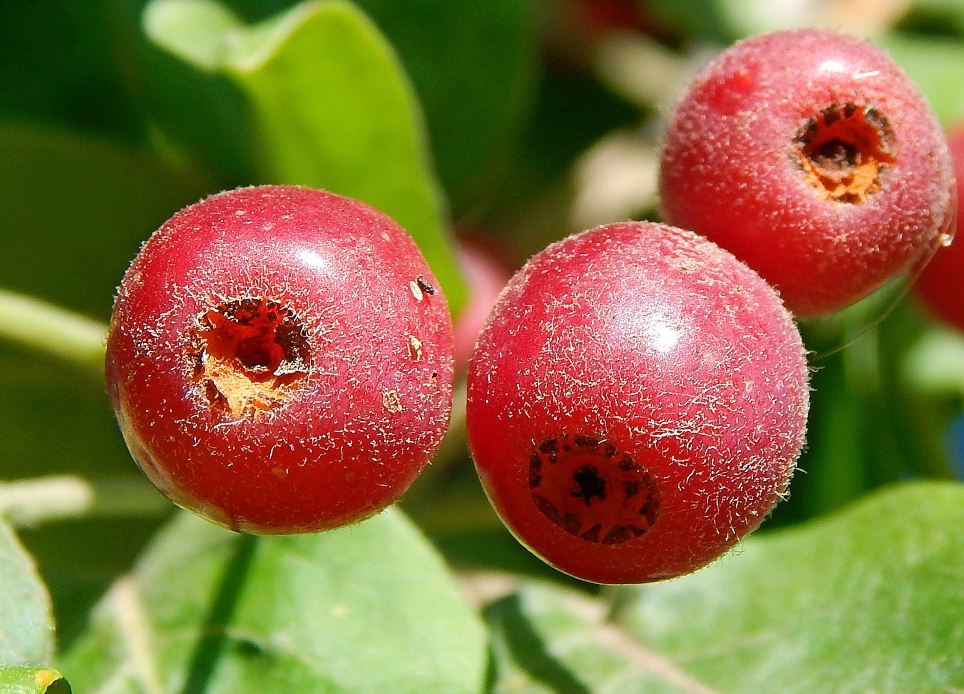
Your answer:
[106,29,953,584]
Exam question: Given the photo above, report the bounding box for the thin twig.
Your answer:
[0,289,107,371]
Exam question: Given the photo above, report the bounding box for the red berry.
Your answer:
[105,185,454,534]
[916,124,964,330]
[466,222,809,584]
[660,29,954,317]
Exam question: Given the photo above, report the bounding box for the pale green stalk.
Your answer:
[0,289,107,371]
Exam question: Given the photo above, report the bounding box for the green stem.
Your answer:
[0,475,171,527]
[0,289,107,371]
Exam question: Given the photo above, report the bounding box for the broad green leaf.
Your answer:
[352,0,539,206]
[878,33,964,129]
[144,0,466,313]
[139,0,539,213]
[485,482,964,693]
[0,122,202,320]
[0,668,69,694]
[60,508,487,693]
[617,482,964,693]
[0,521,54,668]
[486,585,696,694]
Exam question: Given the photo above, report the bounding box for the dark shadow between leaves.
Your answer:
[180,532,257,694]
[485,593,592,694]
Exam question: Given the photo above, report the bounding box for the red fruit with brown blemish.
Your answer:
[660,28,954,317]
[105,185,454,534]
[466,221,809,584]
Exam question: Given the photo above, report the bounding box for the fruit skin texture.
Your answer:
[660,29,954,318]
[466,222,809,584]
[105,185,454,534]
[916,124,964,331]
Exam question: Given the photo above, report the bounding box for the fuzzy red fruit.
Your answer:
[660,29,954,317]
[105,185,454,534]
[466,222,809,584]
[916,124,964,330]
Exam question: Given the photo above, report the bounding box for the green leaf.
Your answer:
[616,482,964,693]
[0,521,54,668]
[144,0,466,313]
[486,585,699,694]
[0,668,70,694]
[878,33,964,129]
[0,121,203,320]
[142,0,540,212]
[485,482,964,693]
[60,508,487,693]
[352,0,539,206]
[140,0,244,70]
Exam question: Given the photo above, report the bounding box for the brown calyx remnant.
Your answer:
[794,104,896,204]
[529,434,660,544]
[187,298,310,418]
